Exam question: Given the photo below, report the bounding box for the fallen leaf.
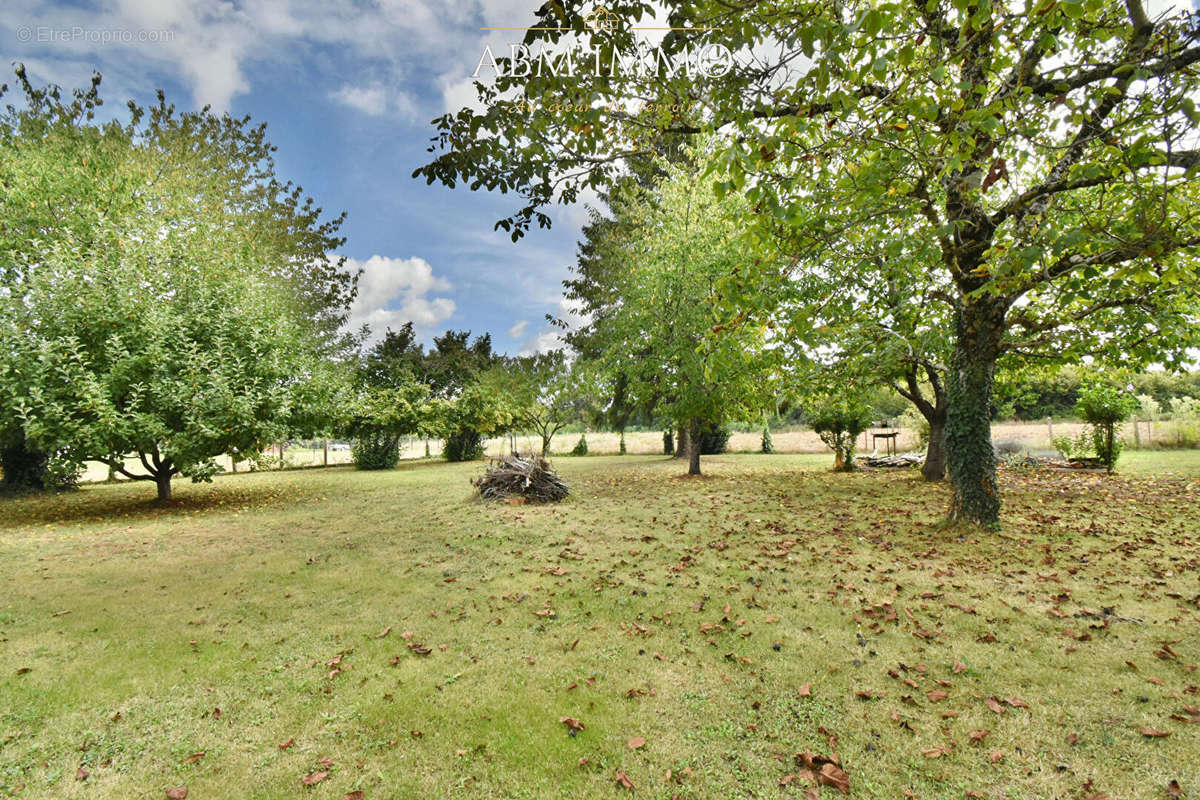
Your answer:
[1167,780,1182,799]
[627,736,646,750]
[166,788,188,800]
[988,750,1004,763]
[343,793,365,800]
[818,762,850,793]
[1138,726,1170,738]
[968,729,989,743]
[279,738,296,750]
[953,660,967,674]
[927,690,949,703]
[183,752,205,764]
[76,767,90,781]
[798,683,812,697]
[302,770,329,786]
[965,791,985,799]
[616,771,635,790]
[376,626,392,638]
[560,716,585,734]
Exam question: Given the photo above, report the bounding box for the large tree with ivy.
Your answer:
[416,0,1200,525]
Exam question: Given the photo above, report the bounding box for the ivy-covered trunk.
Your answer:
[687,418,702,475]
[946,299,1007,526]
[923,416,947,482]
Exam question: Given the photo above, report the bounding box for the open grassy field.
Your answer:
[2,454,1198,799]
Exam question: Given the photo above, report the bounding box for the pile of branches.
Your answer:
[857,453,925,468]
[473,454,568,503]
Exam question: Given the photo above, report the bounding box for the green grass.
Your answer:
[1,454,1198,799]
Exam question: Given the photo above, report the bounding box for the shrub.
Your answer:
[353,432,400,470]
[663,429,674,454]
[571,433,588,456]
[699,423,730,455]
[761,425,775,454]
[809,397,873,471]
[1076,384,1137,472]
[444,430,485,462]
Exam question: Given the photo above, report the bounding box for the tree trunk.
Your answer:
[923,417,948,481]
[687,419,702,475]
[946,300,1007,526]
[541,433,551,456]
[155,470,173,502]
[675,423,690,459]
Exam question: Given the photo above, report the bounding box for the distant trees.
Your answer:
[0,68,353,500]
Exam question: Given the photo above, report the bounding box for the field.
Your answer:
[2,454,1198,799]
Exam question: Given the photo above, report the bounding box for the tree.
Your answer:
[1076,383,1138,472]
[589,152,779,475]
[417,0,1200,526]
[503,351,581,455]
[808,393,874,472]
[0,70,353,500]
[439,368,518,461]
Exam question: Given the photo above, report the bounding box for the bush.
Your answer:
[571,433,588,456]
[761,426,774,454]
[663,430,674,454]
[444,430,485,462]
[699,423,730,455]
[809,396,873,471]
[352,432,400,470]
[1076,384,1137,472]
[1052,431,1094,462]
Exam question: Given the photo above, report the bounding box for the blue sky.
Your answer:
[2,0,592,355]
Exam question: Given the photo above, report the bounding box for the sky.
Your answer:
[2,1,1192,356]
[1,0,592,355]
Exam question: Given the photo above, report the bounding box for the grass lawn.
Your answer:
[1,453,1198,799]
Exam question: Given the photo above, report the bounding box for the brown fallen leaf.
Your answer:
[616,770,635,790]
[953,660,967,674]
[985,697,1006,714]
[1005,697,1030,709]
[968,729,989,743]
[76,767,90,781]
[627,736,646,750]
[1166,780,1182,798]
[798,683,812,697]
[408,643,431,656]
[343,793,365,800]
[302,770,329,786]
[560,716,586,734]
[183,751,205,764]
[988,750,1004,763]
[818,762,850,793]
[279,738,296,750]
[376,626,392,638]
[1138,726,1170,738]
[965,791,986,799]
[318,757,334,768]
[927,690,949,703]
[166,788,188,800]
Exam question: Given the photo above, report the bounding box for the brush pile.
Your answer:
[472,455,569,503]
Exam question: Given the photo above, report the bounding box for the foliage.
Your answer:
[500,351,583,455]
[1052,432,1095,463]
[351,432,402,470]
[0,68,351,500]
[808,396,874,472]
[418,0,1200,526]
[444,431,485,463]
[571,434,589,456]
[583,149,780,474]
[699,424,730,455]
[663,429,674,455]
[1076,384,1138,472]
[760,426,774,454]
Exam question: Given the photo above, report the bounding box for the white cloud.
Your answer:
[517,297,587,356]
[507,319,528,339]
[331,83,420,118]
[332,85,389,116]
[344,254,456,341]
